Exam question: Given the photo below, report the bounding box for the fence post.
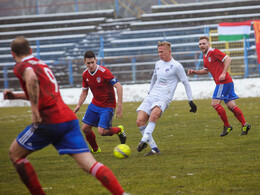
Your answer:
[163,31,166,41]
[132,57,136,83]
[244,36,249,78]
[74,0,79,12]
[98,36,104,65]
[36,40,40,59]
[204,26,209,36]
[68,60,74,86]
[4,66,9,89]
[35,0,39,14]
[115,0,119,18]
[194,52,203,80]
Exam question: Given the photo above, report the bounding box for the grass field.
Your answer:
[0,98,260,195]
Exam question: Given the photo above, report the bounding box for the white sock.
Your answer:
[141,121,156,143]
[139,125,158,149]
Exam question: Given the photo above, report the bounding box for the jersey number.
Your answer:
[44,67,58,92]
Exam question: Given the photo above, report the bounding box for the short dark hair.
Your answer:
[11,36,31,57]
[84,51,96,60]
[199,36,209,42]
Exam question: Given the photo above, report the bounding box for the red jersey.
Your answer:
[82,65,116,108]
[13,56,77,124]
[203,48,233,85]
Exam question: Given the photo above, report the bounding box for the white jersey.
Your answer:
[148,58,193,103]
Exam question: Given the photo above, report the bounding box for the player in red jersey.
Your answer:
[188,36,251,136]
[4,36,128,195]
[74,51,126,153]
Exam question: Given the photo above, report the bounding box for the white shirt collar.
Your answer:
[205,47,212,57]
[21,55,34,62]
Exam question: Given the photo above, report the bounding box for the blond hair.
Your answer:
[157,41,171,49]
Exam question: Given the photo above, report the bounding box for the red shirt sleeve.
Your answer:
[214,49,227,62]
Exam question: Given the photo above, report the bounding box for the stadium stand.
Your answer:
[0,10,114,24]
[151,0,260,13]
[0,0,260,89]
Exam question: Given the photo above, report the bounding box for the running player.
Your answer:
[4,36,128,195]
[136,41,197,156]
[74,51,126,153]
[188,36,251,136]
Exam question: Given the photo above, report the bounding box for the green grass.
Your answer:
[0,98,260,195]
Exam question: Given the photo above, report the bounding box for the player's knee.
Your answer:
[227,104,236,111]
[149,112,160,122]
[82,125,91,134]
[8,148,17,163]
[136,119,145,127]
[98,129,106,136]
[211,102,218,108]
[82,128,91,135]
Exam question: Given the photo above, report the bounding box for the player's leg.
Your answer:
[136,98,160,154]
[97,107,126,144]
[224,82,251,135]
[226,100,251,135]
[82,104,100,152]
[212,84,233,136]
[136,110,158,151]
[56,120,126,195]
[212,99,230,126]
[71,152,125,195]
[9,130,45,195]
[82,123,100,153]
[137,106,162,153]
[212,99,232,136]
[141,106,161,142]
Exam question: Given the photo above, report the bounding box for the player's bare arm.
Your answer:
[113,82,123,118]
[188,69,209,75]
[74,88,88,113]
[3,89,27,100]
[23,68,42,123]
[219,56,232,81]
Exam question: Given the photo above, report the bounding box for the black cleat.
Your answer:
[136,141,147,152]
[117,125,126,144]
[144,148,160,156]
[220,126,233,137]
[241,123,251,135]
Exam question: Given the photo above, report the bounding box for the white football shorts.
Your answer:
[136,95,169,116]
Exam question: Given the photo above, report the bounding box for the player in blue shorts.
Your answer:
[188,36,251,136]
[4,36,128,195]
[74,51,126,153]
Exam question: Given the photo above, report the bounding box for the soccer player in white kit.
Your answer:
[136,41,197,156]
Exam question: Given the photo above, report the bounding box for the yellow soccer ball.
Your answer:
[113,144,131,159]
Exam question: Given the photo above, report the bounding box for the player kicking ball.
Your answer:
[136,41,197,156]
[74,51,126,153]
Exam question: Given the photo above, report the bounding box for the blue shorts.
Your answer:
[17,119,89,154]
[212,82,239,104]
[82,103,114,130]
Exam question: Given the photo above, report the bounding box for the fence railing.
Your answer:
[1,25,259,90]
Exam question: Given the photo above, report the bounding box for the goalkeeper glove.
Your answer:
[189,101,197,113]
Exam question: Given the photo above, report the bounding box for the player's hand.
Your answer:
[188,69,195,75]
[189,101,197,113]
[3,90,15,99]
[219,73,226,82]
[74,105,80,113]
[31,110,42,124]
[116,104,123,118]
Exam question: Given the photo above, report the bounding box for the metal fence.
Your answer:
[1,24,259,90]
